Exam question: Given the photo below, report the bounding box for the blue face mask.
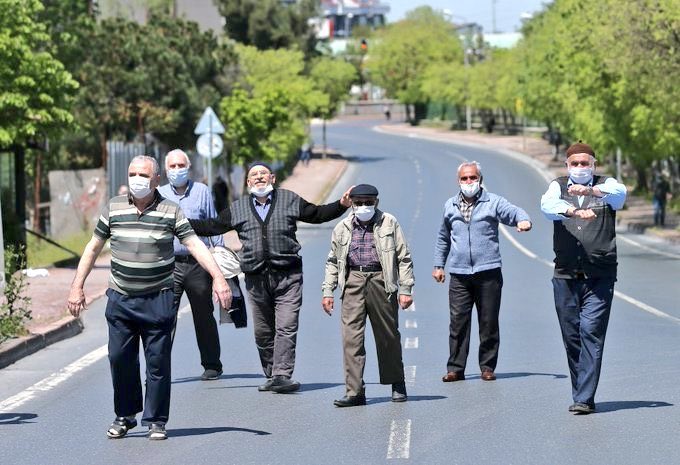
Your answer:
[167,167,189,187]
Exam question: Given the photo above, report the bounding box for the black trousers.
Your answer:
[172,257,222,371]
[447,268,503,374]
[105,288,175,425]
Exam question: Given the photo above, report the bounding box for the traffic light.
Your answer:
[360,38,368,53]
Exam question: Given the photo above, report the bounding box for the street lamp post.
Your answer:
[465,48,472,131]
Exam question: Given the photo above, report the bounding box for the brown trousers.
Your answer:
[341,271,404,397]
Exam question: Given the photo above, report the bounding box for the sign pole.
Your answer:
[208,113,213,194]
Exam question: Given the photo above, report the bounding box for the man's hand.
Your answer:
[399,294,413,310]
[322,297,334,316]
[432,268,446,283]
[568,184,592,197]
[340,185,356,208]
[574,208,597,221]
[516,220,532,232]
[212,275,232,310]
[67,286,86,317]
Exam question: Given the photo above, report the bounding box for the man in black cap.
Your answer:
[540,142,627,414]
[322,184,415,407]
[190,161,353,393]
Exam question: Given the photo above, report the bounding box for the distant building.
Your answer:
[320,0,390,39]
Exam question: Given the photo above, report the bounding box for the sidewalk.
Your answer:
[377,124,680,242]
[0,156,347,368]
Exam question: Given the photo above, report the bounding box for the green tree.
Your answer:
[214,0,319,57]
[310,57,357,153]
[369,6,463,123]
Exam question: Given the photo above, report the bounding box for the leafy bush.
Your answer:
[0,244,32,343]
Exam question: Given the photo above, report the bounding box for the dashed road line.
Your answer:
[0,305,191,412]
[404,337,419,349]
[387,419,412,459]
[405,319,417,329]
[404,365,417,384]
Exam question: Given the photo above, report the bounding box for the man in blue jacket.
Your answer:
[433,161,532,383]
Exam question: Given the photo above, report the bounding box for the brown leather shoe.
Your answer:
[442,372,465,382]
[481,370,496,381]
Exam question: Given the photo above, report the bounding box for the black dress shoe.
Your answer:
[569,402,595,414]
[391,382,407,402]
[201,369,223,381]
[333,395,367,407]
[270,375,301,393]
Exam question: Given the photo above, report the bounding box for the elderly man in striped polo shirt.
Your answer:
[67,155,231,441]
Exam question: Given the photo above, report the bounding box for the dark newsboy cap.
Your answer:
[350,184,379,197]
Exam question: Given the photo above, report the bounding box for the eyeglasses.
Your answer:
[353,200,376,206]
[459,176,479,181]
[568,161,592,167]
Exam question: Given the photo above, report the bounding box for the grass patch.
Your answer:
[26,231,92,268]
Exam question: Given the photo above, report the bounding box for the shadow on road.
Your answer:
[0,413,38,425]
[299,382,344,392]
[595,400,673,413]
[368,395,447,405]
[172,373,264,384]
[169,426,271,437]
[489,372,568,380]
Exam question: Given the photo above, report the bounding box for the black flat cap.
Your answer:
[350,184,379,197]
[247,160,273,174]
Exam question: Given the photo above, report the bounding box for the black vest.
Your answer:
[552,175,618,278]
[231,189,302,273]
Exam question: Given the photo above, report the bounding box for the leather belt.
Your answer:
[349,265,382,272]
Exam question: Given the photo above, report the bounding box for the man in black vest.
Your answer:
[540,142,627,414]
[190,161,353,393]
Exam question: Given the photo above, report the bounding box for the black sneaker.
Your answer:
[106,416,137,439]
[270,375,301,393]
[148,423,167,440]
[258,378,275,392]
[391,382,408,402]
[201,369,223,381]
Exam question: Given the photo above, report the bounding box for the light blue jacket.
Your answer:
[433,189,530,275]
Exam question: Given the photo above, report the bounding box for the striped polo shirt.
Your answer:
[93,191,196,295]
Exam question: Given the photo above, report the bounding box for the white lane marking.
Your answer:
[403,302,416,312]
[499,225,680,324]
[0,304,192,412]
[404,366,416,384]
[405,319,417,329]
[618,235,680,260]
[387,419,412,459]
[404,337,419,349]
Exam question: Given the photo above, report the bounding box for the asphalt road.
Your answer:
[2,119,679,465]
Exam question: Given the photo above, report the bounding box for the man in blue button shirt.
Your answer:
[541,142,627,414]
[158,149,224,381]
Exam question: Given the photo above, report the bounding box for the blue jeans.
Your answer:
[552,276,615,406]
[652,198,666,226]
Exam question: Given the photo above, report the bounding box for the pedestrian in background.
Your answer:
[158,149,225,381]
[433,161,532,384]
[190,161,353,394]
[651,173,671,227]
[322,184,414,407]
[540,142,627,414]
[67,155,231,440]
[213,175,229,213]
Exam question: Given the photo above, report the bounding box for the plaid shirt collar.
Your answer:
[458,190,481,223]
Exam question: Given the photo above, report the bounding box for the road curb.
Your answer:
[0,316,84,369]
[315,158,349,204]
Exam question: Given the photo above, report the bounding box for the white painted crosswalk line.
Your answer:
[387,419,412,459]
[405,319,417,329]
[404,365,416,384]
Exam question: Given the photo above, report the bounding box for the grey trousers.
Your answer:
[341,271,404,397]
[244,268,302,378]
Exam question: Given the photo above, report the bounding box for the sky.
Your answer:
[385,0,552,33]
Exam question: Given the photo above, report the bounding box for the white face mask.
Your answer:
[569,167,593,185]
[128,175,152,199]
[248,184,274,197]
[354,205,375,222]
[167,167,189,187]
[460,181,480,198]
